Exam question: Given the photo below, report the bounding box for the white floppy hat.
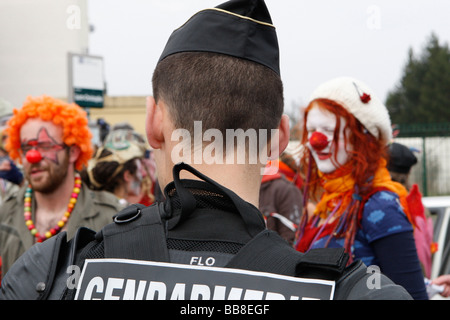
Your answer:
[309,76,392,145]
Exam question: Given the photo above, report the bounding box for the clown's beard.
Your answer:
[26,152,70,194]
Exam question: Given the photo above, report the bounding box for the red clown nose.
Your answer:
[309,131,329,151]
[26,149,43,163]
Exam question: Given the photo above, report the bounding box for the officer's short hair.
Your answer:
[152,52,284,137]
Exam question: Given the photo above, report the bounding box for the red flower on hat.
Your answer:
[352,82,372,104]
[360,93,371,103]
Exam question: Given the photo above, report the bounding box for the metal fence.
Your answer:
[395,123,450,197]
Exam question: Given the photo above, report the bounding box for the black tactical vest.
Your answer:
[0,163,412,300]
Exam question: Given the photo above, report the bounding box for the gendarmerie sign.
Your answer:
[74,259,335,300]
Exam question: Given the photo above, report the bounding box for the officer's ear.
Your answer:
[268,114,290,160]
[145,96,165,149]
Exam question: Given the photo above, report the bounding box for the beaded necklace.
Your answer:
[24,173,81,242]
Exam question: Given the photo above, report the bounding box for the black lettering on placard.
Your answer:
[75,259,335,300]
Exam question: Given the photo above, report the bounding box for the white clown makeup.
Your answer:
[305,103,353,173]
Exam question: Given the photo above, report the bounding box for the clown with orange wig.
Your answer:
[294,77,428,300]
[0,95,122,278]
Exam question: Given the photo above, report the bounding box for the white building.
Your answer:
[0,0,89,107]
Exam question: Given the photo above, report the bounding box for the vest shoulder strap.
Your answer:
[226,229,349,281]
[100,203,170,262]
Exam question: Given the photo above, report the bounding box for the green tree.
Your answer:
[386,33,450,124]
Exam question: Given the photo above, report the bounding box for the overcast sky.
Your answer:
[87,0,450,116]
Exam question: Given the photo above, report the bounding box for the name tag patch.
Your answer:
[169,249,235,267]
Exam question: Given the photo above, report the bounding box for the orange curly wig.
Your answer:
[5,95,93,171]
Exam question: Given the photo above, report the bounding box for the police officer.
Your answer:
[0,0,412,300]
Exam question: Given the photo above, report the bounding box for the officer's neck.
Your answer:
[173,163,263,208]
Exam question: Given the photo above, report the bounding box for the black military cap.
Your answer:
[388,142,418,174]
[158,0,280,75]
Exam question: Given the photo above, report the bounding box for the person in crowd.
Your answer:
[387,142,418,190]
[387,142,435,280]
[294,76,428,299]
[432,274,450,298]
[259,154,303,245]
[0,0,412,300]
[0,99,23,205]
[81,137,148,207]
[0,95,123,278]
[0,99,23,280]
[0,151,23,188]
[0,135,23,203]
[101,123,155,206]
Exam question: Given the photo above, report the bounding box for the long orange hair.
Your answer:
[295,99,392,256]
[299,98,388,204]
[5,95,93,171]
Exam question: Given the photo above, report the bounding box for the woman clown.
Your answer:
[294,77,428,300]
